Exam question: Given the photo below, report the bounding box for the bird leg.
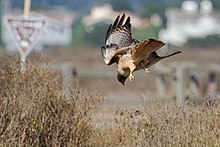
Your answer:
[141,62,150,74]
[129,72,134,81]
[145,68,150,74]
[129,63,136,82]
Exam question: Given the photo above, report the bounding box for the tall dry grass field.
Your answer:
[0,55,220,146]
[0,56,104,146]
[92,101,220,146]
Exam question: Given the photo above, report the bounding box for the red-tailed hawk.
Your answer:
[101,14,181,85]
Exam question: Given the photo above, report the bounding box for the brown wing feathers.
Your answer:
[131,39,162,60]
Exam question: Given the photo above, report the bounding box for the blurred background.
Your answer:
[1,0,220,49]
[0,0,220,108]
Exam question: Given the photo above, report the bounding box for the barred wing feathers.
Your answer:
[101,14,138,65]
[105,14,132,48]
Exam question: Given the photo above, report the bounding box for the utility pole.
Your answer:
[1,0,12,22]
[1,0,12,46]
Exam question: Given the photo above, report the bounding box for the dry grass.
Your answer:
[0,56,103,146]
[93,100,220,146]
[1,55,220,146]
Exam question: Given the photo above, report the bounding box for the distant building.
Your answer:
[82,4,150,32]
[2,8,75,51]
[159,0,220,46]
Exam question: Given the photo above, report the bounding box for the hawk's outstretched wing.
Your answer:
[131,38,165,63]
[101,14,138,65]
[131,38,181,71]
[105,14,133,48]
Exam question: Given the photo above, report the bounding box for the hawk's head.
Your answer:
[117,73,127,85]
[117,67,130,85]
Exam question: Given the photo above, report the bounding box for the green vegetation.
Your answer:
[71,22,110,48]
[140,1,166,18]
[212,0,220,10]
[186,34,220,48]
[71,22,87,48]
[71,22,162,48]
[132,25,162,41]
[108,0,132,11]
[4,0,220,49]
[84,22,108,47]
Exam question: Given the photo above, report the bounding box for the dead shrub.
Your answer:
[92,101,220,146]
[0,56,103,146]
[1,55,220,146]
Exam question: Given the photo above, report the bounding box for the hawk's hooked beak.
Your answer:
[117,74,127,85]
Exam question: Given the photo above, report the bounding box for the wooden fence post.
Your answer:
[206,72,217,99]
[62,63,77,98]
[189,74,202,100]
[176,66,186,104]
[155,74,166,96]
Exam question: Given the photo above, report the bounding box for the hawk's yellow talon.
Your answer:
[129,73,134,81]
[145,68,150,74]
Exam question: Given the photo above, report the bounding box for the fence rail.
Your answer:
[41,62,220,103]
[154,62,220,103]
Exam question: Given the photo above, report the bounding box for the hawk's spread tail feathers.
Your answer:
[144,50,182,68]
[161,50,182,59]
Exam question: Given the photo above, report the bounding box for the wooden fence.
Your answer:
[154,62,220,103]
[43,62,220,104]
